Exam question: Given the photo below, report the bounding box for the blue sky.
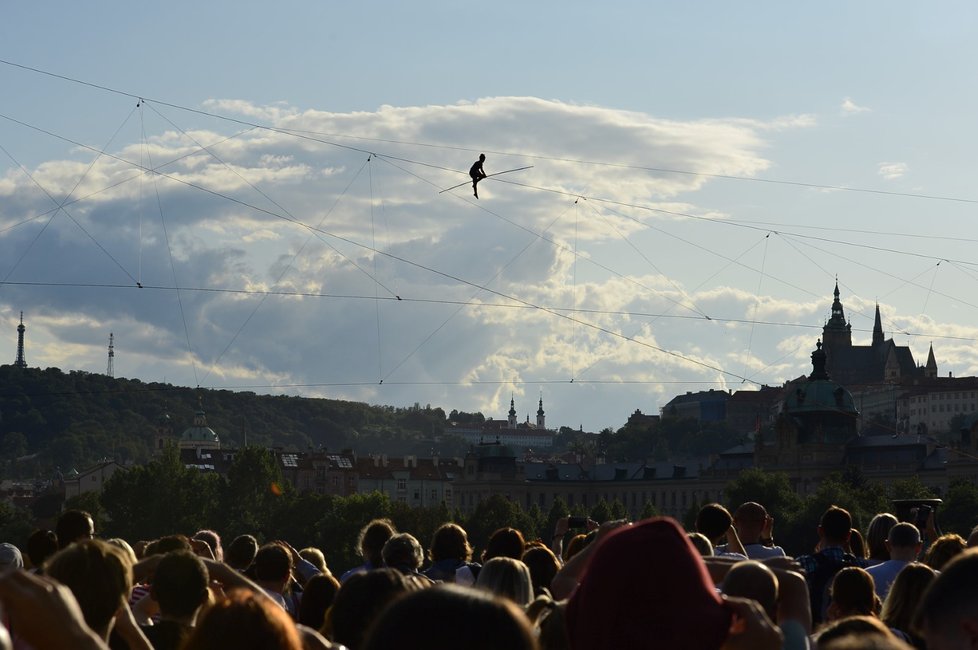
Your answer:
[2,2,978,434]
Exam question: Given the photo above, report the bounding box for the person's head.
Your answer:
[849,528,867,558]
[732,502,768,543]
[866,513,899,561]
[828,567,878,621]
[880,562,936,635]
[816,615,903,648]
[151,550,209,621]
[820,506,853,546]
[145,534,192,557]
[0,543,23,571]
[722,560,779,621]
[562,533,587,563]
[483,527,526,562]
[193,529,223,562]
[687,532,713,557]
[429,523,472,563]
[253,543,293,592]
[299,547,327,574]
[925,533,967,572]
[382,533,423,573]
[182,588,301,650]
[522,546,559,598]
[297,573,340,630]
[362,584,538,650]
[54,509,94,549]
[479,153,486,162]
[886,523,922,562]
[226,534,259,571]
[566,518,731,650]
[531,596,569,650]
[915,549,978,650]
[25,529,58,569]
[357,519,397,567]
[476,557,534,607]
[324,568,416,649]
[695,503,733,544]
[44,539,132,639]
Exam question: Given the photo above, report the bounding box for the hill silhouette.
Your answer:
[0,365,467,478]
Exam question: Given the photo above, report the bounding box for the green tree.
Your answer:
[100,445,220,540]
[639,500,659,519]
[464,494,538,554]
[589,499,612,524]
[724,468,803,523]
[939,479,978,536]
[543,496,570,540]
[221,446,291,539]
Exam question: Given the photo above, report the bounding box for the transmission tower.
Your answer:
[13,312,26,368]
[106,332,115,378]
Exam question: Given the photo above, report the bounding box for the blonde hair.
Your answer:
[475,557,534,607]
[880,562,936,635]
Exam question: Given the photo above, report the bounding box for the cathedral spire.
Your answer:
[925,343,937,378]
[536,392,546,429]
[872,303,884,347]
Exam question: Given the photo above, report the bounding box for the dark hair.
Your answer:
[44,539,132,636]
[298,573,340,629]
[522,546,559,597]
[25,529,59,567]
[227,534,259,570]
[357,519,397,567]
[325,568,414,649]
[830,567,877,617]
[382,533,423,571]
[152,550,209,618]
[362,584,538,650]
[483,528,525,562]
[193,529,223,561]
[866,513,898,561]
[887,522,921,549]
[816,615,897,647]
[55,510,93,549]
[183,588,301,650]
[253,543,292,583]
[146,534,192,557]
[429,523,472,563]
[821,506,853,543]
[695,503,733,542]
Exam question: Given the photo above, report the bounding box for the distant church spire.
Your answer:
[508,395,517,429]
[13,312,26,368]
[822,279,852,349]
[872,303,884,347]
[536,393,546,429]
[926,343,938,378]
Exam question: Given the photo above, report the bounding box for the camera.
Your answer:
[567,516,588,528]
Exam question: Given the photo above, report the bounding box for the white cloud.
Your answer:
[878,162,908,180]
[841,97,871,114]
[8,96,961,432]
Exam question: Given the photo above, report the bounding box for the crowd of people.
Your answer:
[0,501,977,649]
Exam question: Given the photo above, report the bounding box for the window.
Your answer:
[397,479,407,491]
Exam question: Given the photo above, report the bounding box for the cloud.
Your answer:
[841,97,871,114]
[0,96,894,432]
[878,162,908,180]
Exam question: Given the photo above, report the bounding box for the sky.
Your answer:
[2,2,978,434]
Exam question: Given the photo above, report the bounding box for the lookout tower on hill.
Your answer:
[13,312,26,369]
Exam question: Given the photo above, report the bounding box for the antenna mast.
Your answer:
[106,332,115,377]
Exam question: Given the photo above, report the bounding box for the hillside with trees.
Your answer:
[0,365,468,477]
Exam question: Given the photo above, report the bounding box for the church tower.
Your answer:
[13,312,26,368]
[536,394,546,429]
[508,395,517,429]
[822,281,852,350]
